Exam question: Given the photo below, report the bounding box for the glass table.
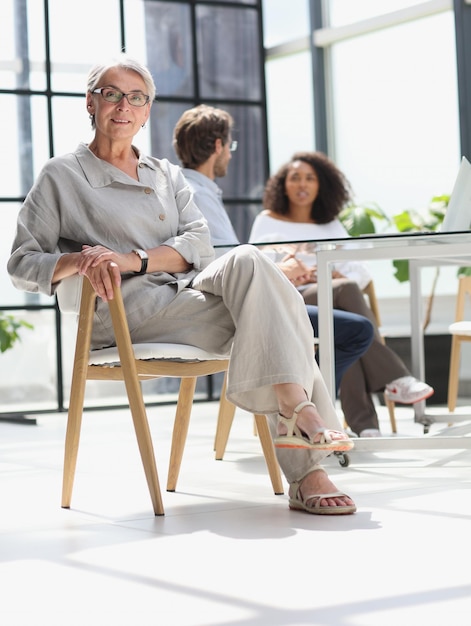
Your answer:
[255,231,471,452]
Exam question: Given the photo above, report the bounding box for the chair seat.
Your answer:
[449,321,471,335]
[89,343,229,366]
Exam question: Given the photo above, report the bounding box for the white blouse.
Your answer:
[249,212,372,290]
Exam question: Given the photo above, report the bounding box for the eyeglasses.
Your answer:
[92,87,150,107]
[229,140,238,152]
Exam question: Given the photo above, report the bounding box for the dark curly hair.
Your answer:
[263,151,352,224]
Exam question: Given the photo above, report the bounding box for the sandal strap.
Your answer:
[293,400,316,417]
[290,479,350,509]
[278,401,324,442]
[278,400,316,438]
[311,426,332,445]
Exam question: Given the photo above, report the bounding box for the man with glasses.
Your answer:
[173,105,374,397]
[173,105,240,248]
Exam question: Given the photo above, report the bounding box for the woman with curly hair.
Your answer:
[250,151,434,437]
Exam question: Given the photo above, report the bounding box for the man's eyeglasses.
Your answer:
[92,87,150,107]
[229,141,238,152]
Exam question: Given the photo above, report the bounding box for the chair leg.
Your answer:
[124,376,164,516]
[448,336,461,413]
[62,323,93,509]
[61,379,86,509]
[167,377,197,492]
[379,336,397,433]
[213,371,236,457]
[213,373,284,494]
[254,414,284,495]
[385,398,397,433]
[214,397,237,460]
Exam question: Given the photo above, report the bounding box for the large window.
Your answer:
[0,0,267,415]
[263,1,461,303]
[1,0,468,414]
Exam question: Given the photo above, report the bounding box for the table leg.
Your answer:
[316,251,336,401]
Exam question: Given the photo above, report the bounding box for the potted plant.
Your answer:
[0,311,33,354]
[340,196,470,403]
[390,195,471,327]
[0,311,35,424]
[341,195,471,327]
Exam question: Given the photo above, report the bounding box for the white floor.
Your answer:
[1,399,470,626]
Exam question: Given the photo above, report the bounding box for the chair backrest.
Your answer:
[363,280,381,327]
[454,275,471,322]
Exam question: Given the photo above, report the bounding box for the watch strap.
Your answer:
[132,249,149,275]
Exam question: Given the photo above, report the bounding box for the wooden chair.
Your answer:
[447,275,471,412]
[57,273,283,516]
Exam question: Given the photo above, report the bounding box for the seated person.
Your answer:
[173,104,374,395]
[8,55,356,516]
[250,151,434,437]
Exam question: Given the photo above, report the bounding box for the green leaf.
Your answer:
[339,202,390,237]
[392,259,410,283]
[392,210,418,232]
[0,313,33,353]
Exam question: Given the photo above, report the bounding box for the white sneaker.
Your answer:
[359,428,382,438]
[384,376,434,404]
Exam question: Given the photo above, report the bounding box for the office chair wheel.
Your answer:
[335,451,350,468]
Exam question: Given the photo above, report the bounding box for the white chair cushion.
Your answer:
[89,343,229,366]
[449,321,471,335]
[56,274,83,314]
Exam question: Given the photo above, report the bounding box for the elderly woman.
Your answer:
[250,151,434,438]
[8,56,355,516]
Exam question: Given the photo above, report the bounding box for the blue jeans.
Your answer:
[306,305,374,396]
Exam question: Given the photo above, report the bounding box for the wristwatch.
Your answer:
[132,248,149,275]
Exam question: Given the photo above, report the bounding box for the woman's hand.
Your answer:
[83,261,121,302]
[77,245,129,301]
[77,244,136,274]
[278,254,315,287]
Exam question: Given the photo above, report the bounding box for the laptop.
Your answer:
[440,155,471,232]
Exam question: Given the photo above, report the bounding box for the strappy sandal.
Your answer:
[273,400,354,451]
[289,471,356,516]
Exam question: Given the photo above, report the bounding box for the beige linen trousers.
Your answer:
[128,245,344,483]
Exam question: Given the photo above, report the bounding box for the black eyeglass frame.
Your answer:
[92,87,150,107]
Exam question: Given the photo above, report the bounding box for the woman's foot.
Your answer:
[275,400,353,451]
[289,467,356,515]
